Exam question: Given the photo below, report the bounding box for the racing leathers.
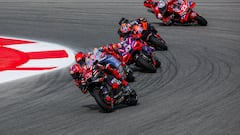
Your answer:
[74,49,133,93]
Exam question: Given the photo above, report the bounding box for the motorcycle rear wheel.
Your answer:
[92,88,114,113]
[136,56,157,73]
[126,90,138,106]
[196,16,207,26]
[126,71,135,82]
[149,35,168,51]
[154,56,161,68]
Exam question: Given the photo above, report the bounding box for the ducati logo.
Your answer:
[0,36,75,83]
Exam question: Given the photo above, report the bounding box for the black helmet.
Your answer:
[118,17,129,25]
[137,17,147,23]
[75,51,86,65]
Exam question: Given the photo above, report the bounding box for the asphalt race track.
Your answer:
[0,0,240,135]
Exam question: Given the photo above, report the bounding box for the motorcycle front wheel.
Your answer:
[196,16,207,26]
[126,89,138,106]
[154,56,161,68]
[126,71,135,82]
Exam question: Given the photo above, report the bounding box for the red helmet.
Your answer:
[75,52,85,65]
[137,17,147,23]
[132,24,143,39]
[69,64,81,74]
[120,23,131,34]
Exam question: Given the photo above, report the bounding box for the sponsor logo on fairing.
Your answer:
[0,36,75,83]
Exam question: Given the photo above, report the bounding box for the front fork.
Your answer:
[189,10,199,20]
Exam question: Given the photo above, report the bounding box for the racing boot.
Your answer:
[123,65,135,82]
[121,80,133,95]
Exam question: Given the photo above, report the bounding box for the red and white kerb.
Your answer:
[0,36,75,83]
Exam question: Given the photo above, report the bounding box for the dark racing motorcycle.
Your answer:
[119,37,161,73]
[86,63,138,112]
[140,24,168,51]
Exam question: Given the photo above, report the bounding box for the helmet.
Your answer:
[137,17,147,23]
[158,0,167,13]
[75,52,85,65]
[132,24,143,39]
[158,0,166,8]
[112,43,120,50]
[70,64,81,74]
[69,64,82,80]
[118,17,129,25]
[120,23,131,34]
[137,17,148,30]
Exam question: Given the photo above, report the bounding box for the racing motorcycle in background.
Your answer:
[118,17,168,51]
[144,0,207,26]
[85,63,138,112]
[119,37,161,73]
[135,23,168,51]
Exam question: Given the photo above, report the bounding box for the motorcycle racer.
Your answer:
[99,43,124,65]
[118,17,158,41]
[118,37,161,69]
[118,17,167,50]
[144,0,187,25]
[92,47,135,82]
[118,22,132,41]
[70,52,133,102]
[98,44,135,82]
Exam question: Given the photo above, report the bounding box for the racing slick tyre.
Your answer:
[92,88,114,113]
[136,56,157,73]
[126,90,138,106]
[123,65,135,82]
[154,56,161,68]
[126,71,135,82]
[149,35,168,51]
[196,16,207,26]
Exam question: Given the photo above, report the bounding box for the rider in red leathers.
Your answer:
[69,52,91,94]
[144,0,186,25]
[117,17,168,51]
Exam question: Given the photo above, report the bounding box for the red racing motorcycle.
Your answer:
[144,0,207,26]
[118,37,161,73]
